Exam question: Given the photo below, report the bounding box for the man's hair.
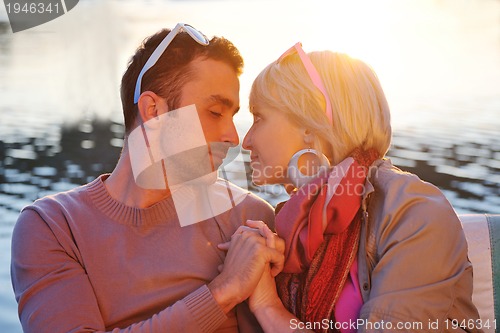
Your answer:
[250,51,391,165]
[121,28,244,134]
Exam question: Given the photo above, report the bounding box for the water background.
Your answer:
[1,0,500,331]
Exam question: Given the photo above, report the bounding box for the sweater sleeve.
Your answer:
[11,209,227,333]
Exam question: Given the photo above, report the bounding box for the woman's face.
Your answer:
[242,102,307,186]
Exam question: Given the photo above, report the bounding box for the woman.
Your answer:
[238,43,481,332]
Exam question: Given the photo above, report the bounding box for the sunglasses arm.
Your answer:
[133,23,183,103]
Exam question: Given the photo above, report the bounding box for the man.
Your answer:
[11,24,280,333]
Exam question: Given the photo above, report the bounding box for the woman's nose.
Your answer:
[242,127,253,150]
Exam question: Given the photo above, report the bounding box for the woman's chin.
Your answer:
[251,178,265,186]
[250,174,272,186]
[251,177,282,187]
[250,167,288,186]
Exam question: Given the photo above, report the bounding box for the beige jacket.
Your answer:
[356,159,482,332]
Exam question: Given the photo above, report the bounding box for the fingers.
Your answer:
[262,224,276,249]
[218,222,271,249]
[267,247,285,277]
[245,219,266,229]
[217,241,231,251]
[218,221,285,277]
[246,220,276,249]
[244,222,284,276]
[245,221,285,266]
[275,237,285,255]
[233,231,283,276]
[236,224,264,237]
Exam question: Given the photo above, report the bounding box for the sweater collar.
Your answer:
[87,174,178,226]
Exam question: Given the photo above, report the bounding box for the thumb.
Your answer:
[266,248,284,277]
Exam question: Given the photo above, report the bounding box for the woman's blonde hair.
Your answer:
[249,50,392,165]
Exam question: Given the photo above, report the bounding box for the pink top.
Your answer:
[334,257,363,333]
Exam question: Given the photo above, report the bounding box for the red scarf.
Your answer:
[275,149,379,333]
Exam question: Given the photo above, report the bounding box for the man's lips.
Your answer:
[208,142,232,158]
[210,151,226,161]
[208,147,230,169]
[208,145,229,160]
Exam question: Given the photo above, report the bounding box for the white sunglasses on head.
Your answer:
[134,23,209,104]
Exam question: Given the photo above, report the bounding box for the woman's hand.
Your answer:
[210,220,284,313]
[249,263,303,333]
[248,263,283,313]
[218,220,305,333]
[218,220,286,311]
[218,220,285,277]
[243,220,284,312]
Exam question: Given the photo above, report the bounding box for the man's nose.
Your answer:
[221,119,240,146]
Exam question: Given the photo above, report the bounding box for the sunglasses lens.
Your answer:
[184,24,209,45]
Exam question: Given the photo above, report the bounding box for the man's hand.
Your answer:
[242,220,285,276]
[208,221,284,313]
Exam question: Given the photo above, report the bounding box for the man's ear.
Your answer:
[137,91,165,123]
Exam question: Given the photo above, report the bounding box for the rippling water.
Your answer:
[1,0,500,331]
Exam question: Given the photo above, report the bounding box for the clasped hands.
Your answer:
[214,220,285,313]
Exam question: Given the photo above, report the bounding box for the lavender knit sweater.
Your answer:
[11,174,274,333]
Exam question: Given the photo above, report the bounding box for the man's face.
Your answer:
[128,57,241,190]
[177,58,240,168]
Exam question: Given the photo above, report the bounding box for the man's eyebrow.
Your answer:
[208,94,240,115]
